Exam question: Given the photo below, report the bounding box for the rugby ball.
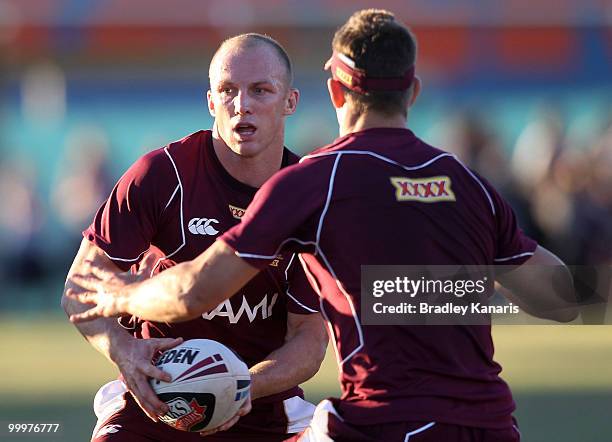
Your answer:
[150,339,250,432]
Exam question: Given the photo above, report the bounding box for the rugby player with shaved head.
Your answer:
[62,34,327,442]
[68,10,579,442]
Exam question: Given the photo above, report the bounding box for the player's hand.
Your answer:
[199,394,252,437]
[135,247,163,280]
[67,261,140,322]
[113,336,183,422]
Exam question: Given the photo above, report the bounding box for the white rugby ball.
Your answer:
[150,339,250,432]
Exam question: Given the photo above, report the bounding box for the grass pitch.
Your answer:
[1,314,611,441]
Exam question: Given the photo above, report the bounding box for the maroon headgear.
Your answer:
[324,50,415,95]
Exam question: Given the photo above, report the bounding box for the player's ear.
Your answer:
[283,88,299,116]
[207,90,215,117]
[408,76,421,108]
[327,78,346,109]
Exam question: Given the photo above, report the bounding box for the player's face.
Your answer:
[207,45,298,158]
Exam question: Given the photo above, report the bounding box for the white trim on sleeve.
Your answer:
[102,248,148,263]
[148,147,187,276]
[404,422,436,441]
[494,251,535,262]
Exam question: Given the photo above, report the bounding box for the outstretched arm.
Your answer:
[68,240,259,323]
[496,245,579,322]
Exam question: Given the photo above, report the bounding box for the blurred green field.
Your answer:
[1,315,611,441]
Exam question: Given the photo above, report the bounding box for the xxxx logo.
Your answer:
[390,176,456,202]
[269,255,283,267]
[335,66,353,86]
[228,204,246,220]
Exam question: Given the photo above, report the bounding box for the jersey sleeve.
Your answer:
[480,177,537,265]
[284,253,320,314]
[221,158,332,269]
[83,148,177,271]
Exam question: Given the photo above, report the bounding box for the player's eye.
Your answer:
[254,87,265,94]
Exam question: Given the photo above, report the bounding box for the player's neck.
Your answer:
[212,135,284,188]
[339,110,407,137]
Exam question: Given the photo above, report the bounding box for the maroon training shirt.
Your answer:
[222,127,537,429]
[84,130,319,430]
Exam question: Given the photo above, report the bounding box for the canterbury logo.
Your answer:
[228,204,246,220]
[188,218,220,235]
[390,176,456,202]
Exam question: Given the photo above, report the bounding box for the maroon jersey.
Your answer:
[84,130,319,435]
[222,127,537,429]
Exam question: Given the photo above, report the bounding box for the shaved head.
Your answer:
[205,32,300,161]
[209,33,293,90]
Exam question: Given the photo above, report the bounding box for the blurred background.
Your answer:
[0,0,610,441]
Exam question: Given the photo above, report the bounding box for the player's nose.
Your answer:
[233,91,252,115]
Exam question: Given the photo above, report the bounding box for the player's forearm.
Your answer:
[249,321,327,400]
[62,238,136,362]
[121,241,259,322]
[119,260,203,322]
[496,246,579,322]
[62,283,132,365]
